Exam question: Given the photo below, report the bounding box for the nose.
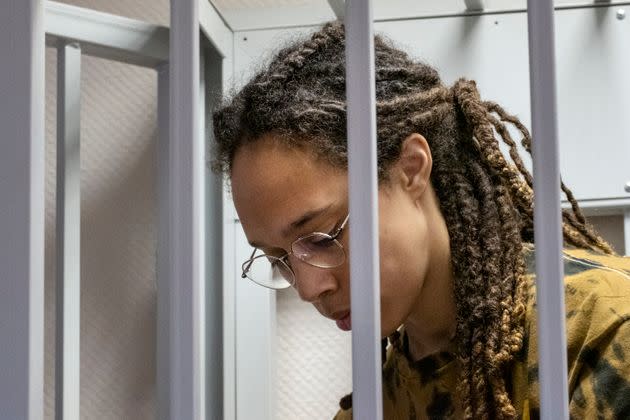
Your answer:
[290,257,338,303]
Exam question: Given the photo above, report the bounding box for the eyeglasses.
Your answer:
[241,213,349,289]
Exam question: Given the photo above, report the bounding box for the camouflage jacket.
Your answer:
[333,247,630,419]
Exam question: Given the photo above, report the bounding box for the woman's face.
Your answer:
[231,134,445,337]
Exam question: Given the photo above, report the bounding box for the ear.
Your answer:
[395,133,432,198]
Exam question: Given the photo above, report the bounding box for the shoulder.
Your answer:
[524,247,630,318]
[511,248,630,417]
[522,248,630,391]
[332,395,353,420]
[524,248,630,351]
[558,250,630,418]
[560,249,630,331]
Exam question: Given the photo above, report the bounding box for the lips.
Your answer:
[334,311,352,331]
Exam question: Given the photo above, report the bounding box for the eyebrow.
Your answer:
[248,204,333,249]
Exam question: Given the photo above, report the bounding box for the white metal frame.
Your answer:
[159,2,231,419]
[202,40,228,420]
[161,1,206,419]
[55,41,82,420]
[527,1,569,417]
[157,1,231,419]
[0,1,46,419]
[345,1,383,419]
[156,63,173,420]
[44,1,169,67]
[2,0,232,418]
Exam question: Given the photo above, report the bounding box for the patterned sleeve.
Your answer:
[332,393,353,420]
[569,319,630,419]
[332,408,352,420]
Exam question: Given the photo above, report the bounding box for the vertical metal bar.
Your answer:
[55,42,82,420]
[218,28,236,420]
[624,210,630,256]
[526,1,570,419]
[198,44,208,420]
[221,53,236,420]
[344,1,383,419]
[167,0,205,419]
[327,0,345,19]
[0,1,45,418]
[195,13,236,419]
[464,0,484,11]
[202,45,225,420]
[197,43,208,420]
[156,63,172,420]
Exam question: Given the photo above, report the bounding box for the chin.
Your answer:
[380,321,402,338]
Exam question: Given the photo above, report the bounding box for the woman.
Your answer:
[212,22,630,419]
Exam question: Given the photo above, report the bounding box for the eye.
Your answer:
[310,234,336,248]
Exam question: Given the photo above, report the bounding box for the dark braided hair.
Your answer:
[212,21,613,419]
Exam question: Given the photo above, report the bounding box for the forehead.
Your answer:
[230,135,347,242]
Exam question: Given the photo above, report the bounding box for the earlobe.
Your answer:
[398,134,432,196]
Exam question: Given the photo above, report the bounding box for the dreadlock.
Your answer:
[212,21,613,419]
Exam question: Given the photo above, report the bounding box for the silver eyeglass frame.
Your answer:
[241,213,350,289]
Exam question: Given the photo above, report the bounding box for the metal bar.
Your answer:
[166,0,206,419]
[197,44,208,420]
[198,44,208,420]
[199,0,232,59]
[564,197,630,209]
[44,1,168,68]
[527,1,570,419]
[327,0,345,19]
[202,43,225,420]
[344,1,383,419]
[156,63,172,420]
[55,42,81,420]
[220,66,237,420]
[562,200,630,218]
[465,0,485,11]
[222,223,237,420]
[0,0,45,418]
[624,210,630,256]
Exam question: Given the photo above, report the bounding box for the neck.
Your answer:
[404,224,457,361]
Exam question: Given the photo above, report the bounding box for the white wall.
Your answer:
[44,1,168,418]
[588,215,626,255]
[275,289,352,420]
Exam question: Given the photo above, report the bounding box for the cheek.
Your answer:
[378,208,430,333]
